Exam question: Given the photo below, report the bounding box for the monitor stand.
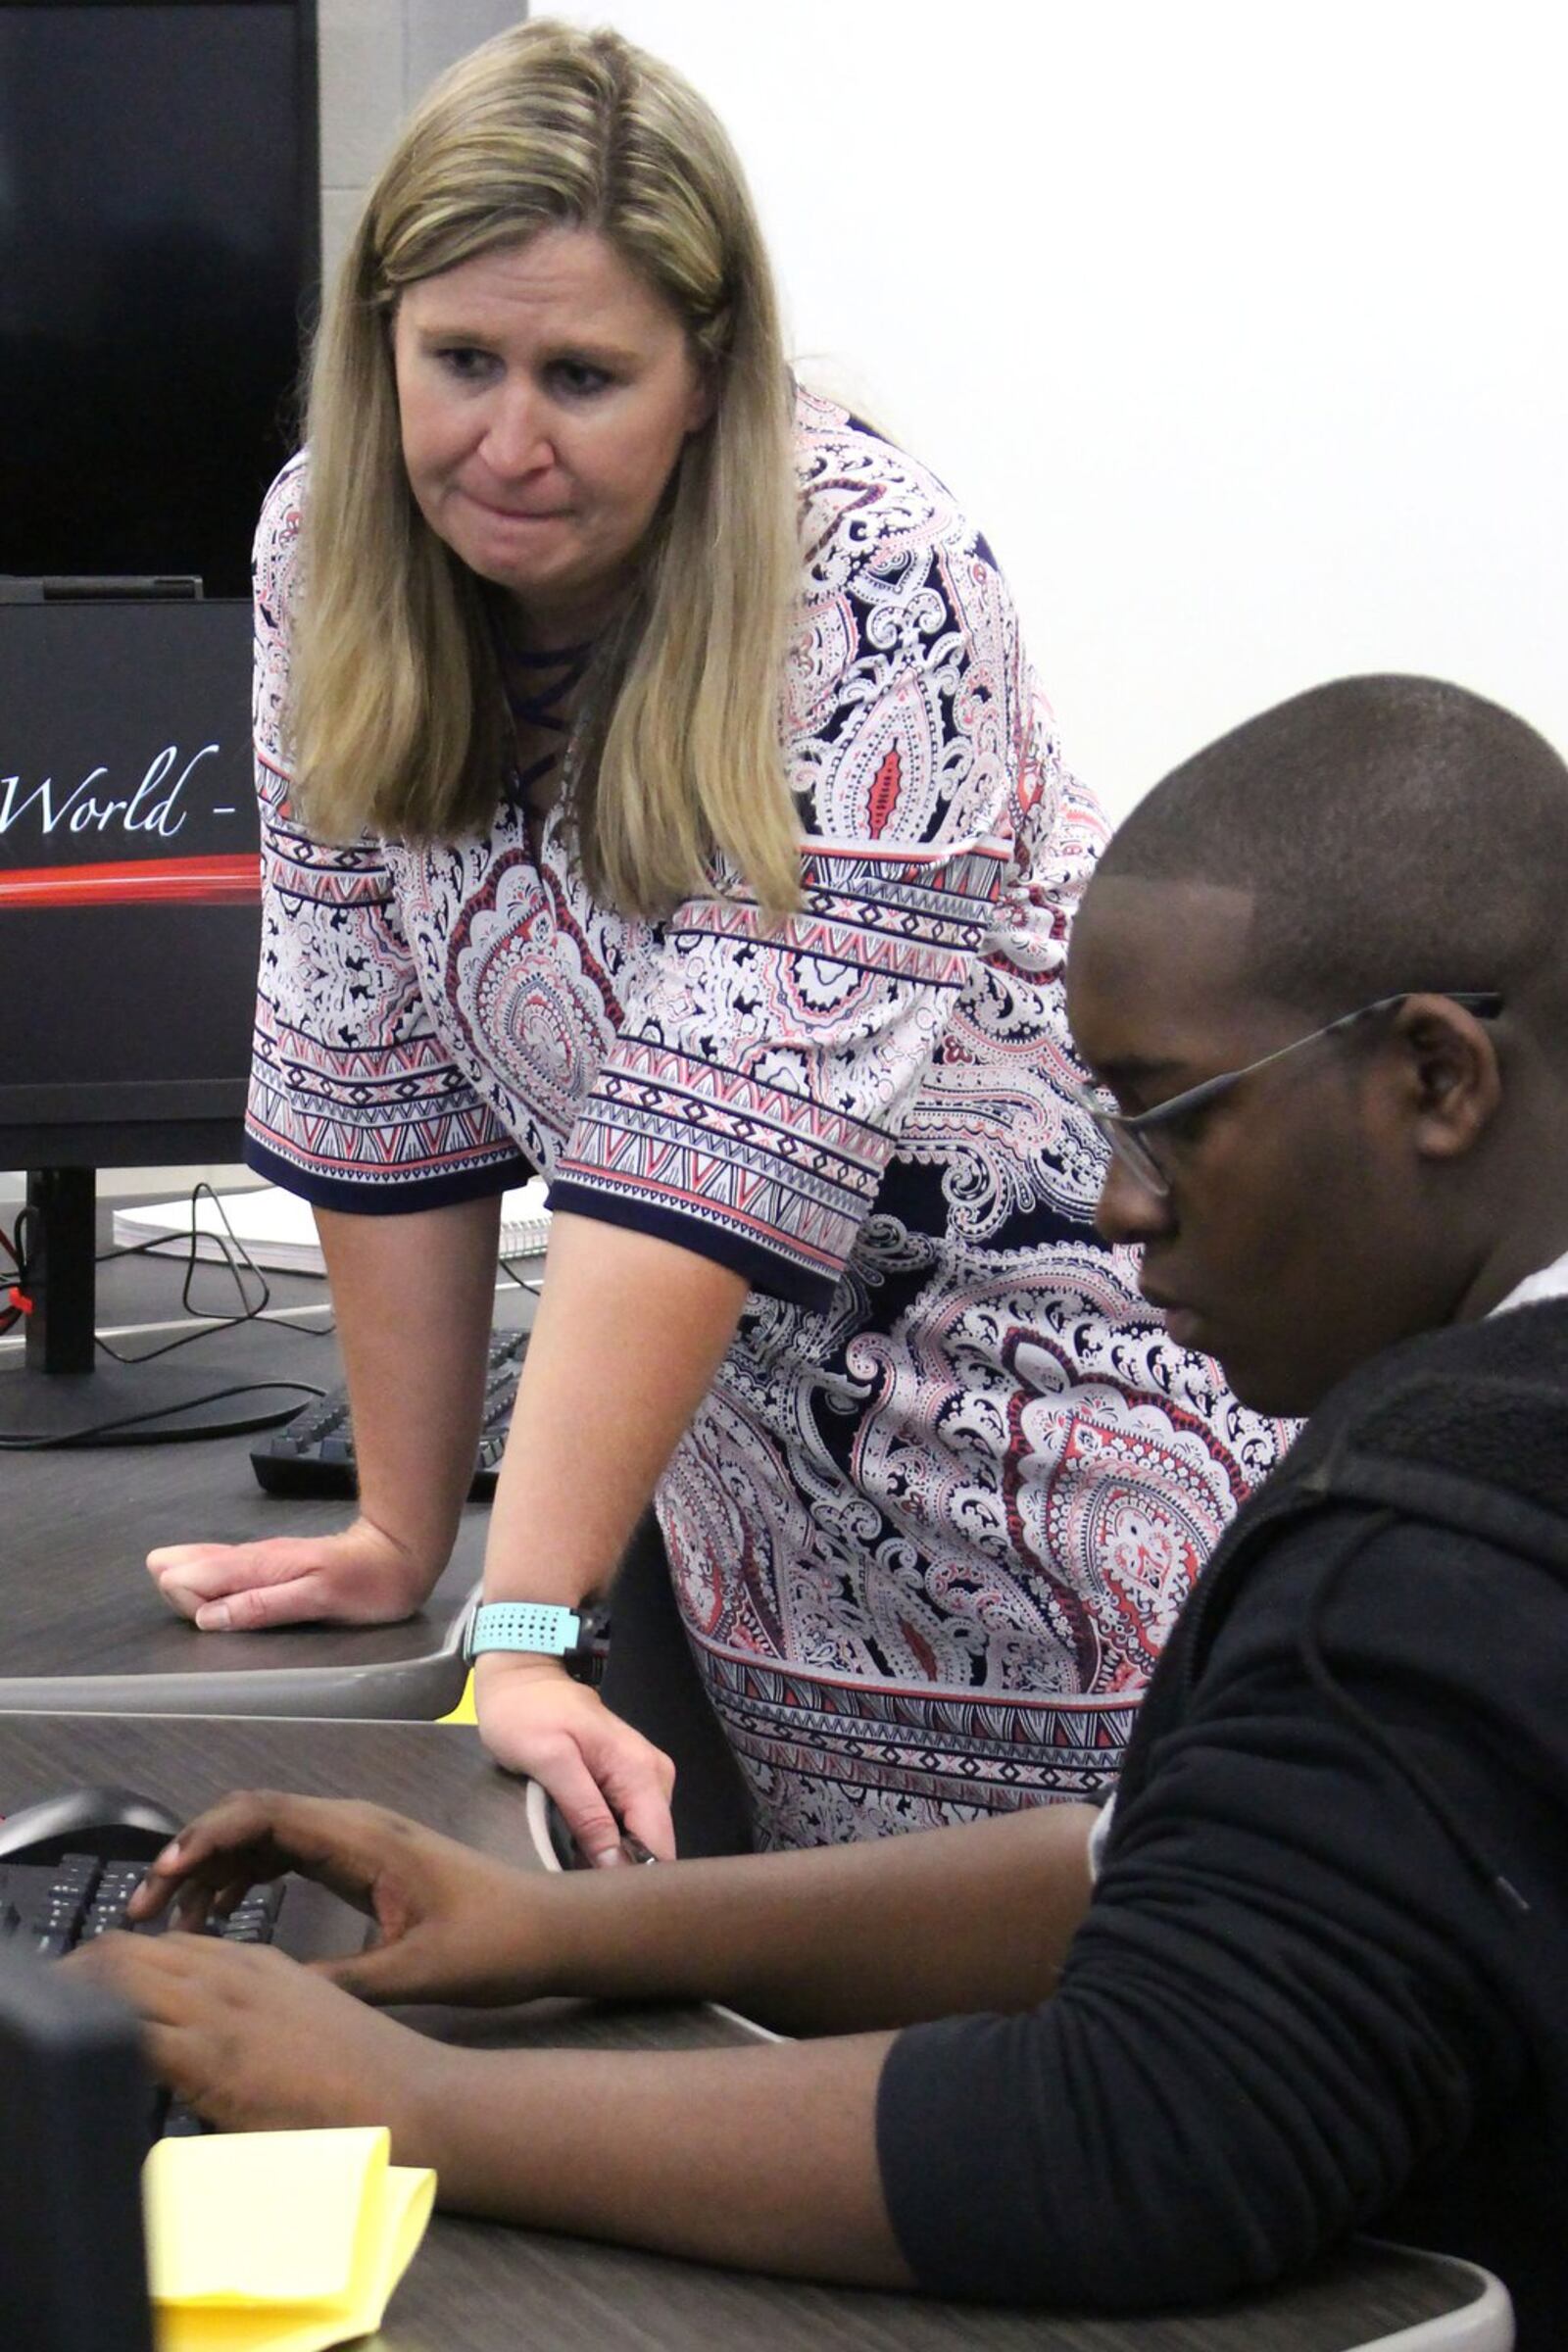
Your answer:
[0,1168,303,1446]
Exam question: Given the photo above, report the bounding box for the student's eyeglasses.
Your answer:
[1070,989,1504,1200]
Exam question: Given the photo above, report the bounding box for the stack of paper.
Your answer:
[142,2126,435,2352]
[112,1177,553,1275]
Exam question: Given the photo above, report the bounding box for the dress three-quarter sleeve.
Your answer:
[242,458,529,1212]
[549,451,1056,1308]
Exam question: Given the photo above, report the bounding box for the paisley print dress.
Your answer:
[246,388,1290,1848]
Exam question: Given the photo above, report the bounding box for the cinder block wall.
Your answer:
[318,1,528,289]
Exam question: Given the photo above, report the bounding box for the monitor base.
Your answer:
[0,1359,307,1448]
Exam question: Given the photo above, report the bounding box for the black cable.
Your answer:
[0,1203,40,1340]
[498,1251,547,1297]
[0,1378,327,1451]
[94,1181,336,1361]
[1,1184,330,1447]
[94,1180,269,1359]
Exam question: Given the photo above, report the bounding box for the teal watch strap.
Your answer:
[465,1600,583,1664]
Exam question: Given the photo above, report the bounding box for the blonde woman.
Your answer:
[149,20,1288,1860]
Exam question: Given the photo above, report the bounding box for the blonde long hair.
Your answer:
[293,20,802,914]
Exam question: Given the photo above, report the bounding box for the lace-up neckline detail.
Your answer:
[498,638,595,809]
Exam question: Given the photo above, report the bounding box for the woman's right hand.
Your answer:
[146,1516,443,1632]
[124,1789,564,2007]
[474,1652,678,1865]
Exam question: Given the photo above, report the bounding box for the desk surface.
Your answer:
[0,1712,1507,2352]
[0,1212,523,1715]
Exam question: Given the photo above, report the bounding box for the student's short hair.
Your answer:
[1099,675,1568,1023]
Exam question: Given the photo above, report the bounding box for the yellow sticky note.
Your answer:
[143,2127,435,2352]
[437,1672,478,1726]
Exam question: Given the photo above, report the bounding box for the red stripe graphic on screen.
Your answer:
[0,855,262,907]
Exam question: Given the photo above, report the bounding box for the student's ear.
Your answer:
[1395,996,1503,1162]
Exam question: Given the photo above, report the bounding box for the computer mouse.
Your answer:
[0,1785,183,1868]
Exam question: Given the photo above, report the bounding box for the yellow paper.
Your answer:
[437,1672,478,1726]
[143,2127,435,2352]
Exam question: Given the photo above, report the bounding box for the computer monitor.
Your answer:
[0,589,285,1444]
[0,0,318,1445]
[0,0,320,599]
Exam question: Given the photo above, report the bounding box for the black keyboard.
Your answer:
[0,1852,280,1963]
[251,1325,529,1498]
[0,1842,371,2138]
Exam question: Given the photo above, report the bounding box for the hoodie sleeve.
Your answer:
[875,1509,1547,2306]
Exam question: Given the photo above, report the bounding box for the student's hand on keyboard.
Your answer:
[123,1790,567,2006]
[64,1929,449,2142]
[146,1516,442,1631]
[473,1654,678,1865]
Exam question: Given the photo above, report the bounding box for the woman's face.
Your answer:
[392,226,712,645]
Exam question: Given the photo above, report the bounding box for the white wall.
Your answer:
[557,0,1568,820]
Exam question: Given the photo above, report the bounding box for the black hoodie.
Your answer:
[878,1297,1568,2342]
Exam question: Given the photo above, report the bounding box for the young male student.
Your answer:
[79,675,1568,2341]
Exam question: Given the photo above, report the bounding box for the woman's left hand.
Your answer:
[474,1653,678,1863]
[62,1931,447,2141]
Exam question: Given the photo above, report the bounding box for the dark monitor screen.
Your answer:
[0,592,288,1443]
[0,596,259,1170]
[0,1,318,598]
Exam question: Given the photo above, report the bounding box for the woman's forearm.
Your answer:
[414,2034,912,2287]
[525,1799,1096,2034]
[315,1195,503,1576]
[481,1211,750,1607]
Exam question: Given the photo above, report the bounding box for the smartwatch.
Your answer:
[463,1600,611,1685]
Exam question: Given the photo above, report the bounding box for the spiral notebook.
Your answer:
[111,1178,552,1276]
